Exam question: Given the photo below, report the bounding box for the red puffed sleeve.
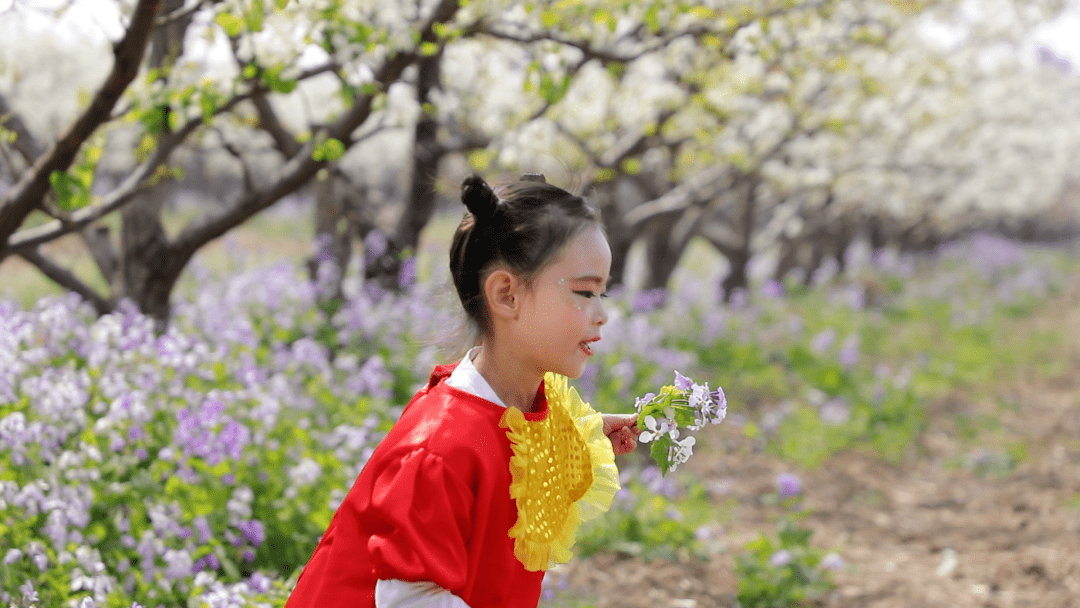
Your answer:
[363,447,475,591]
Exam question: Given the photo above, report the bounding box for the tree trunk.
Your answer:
[640,214,688,292]
[773,235,799,283]
[119,188,174,324]
[868,213,889,251]
[307,170,352,302]
[721,248,750,303]
[832,214,856,273]
[719,177,756,302]
[114,0,194,325]
[588,182,634,289]
[368,51,446,290]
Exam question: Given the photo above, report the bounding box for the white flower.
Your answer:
[638,411,678,443]
[638,415,664,443]
[667,435,696,471]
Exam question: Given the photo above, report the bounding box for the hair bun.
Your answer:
[520,172,547,183]
[461,174,499,220]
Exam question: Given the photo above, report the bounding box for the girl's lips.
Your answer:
[580,338,599,356]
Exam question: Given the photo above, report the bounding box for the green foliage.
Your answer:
[575,473,717,562]
[735,519,837,608]
[311,137,346,162]
[215,12,244,37]
[262,64,298,94]
[49,142,101,211]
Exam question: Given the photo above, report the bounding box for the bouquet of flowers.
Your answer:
[635,371,727,474]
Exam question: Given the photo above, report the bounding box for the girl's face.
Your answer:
[514,225,611,379]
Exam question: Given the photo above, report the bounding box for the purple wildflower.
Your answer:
[249,571,273,593]
[777,472,801,499]
[761,279,785,299]
[673,371,692,391]
[631,288,668,313]
[239,519,265,547]
[821,552,845,571]
[193,516,213,544]
[399,256,417,288]
[838,334,860,369]
[810,328,836,354]
[769,549,793,567]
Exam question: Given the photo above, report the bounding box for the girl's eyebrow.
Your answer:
[566,275,610,287]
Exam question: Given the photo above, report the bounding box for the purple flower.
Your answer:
[365,230,388,260]
[193,516,212,544]
[777,472,801,499]
[821,552,845,571]
[714,386,727,412]
[761,280,785,299]
[769,549,793,567]
[249,571,272,593]
[196,553,221,573]
[239,519,265,547]
[838,334,860,369]
[810,328,836,354]
[19,580,39,603]
[673,371,692,391]
[4,549,21,564]
[399,256,417,288]
[631,288,668,313]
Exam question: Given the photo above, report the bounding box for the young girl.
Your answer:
[286,173,640,608]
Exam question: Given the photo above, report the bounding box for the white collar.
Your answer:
[445,346,507,408]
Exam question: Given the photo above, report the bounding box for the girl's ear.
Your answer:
[484,268,522,320]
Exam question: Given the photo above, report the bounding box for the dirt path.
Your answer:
[556,284,1080,608]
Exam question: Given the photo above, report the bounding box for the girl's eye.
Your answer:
[574,291,609,299]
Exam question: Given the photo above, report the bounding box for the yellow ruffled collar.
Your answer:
[499,373,621,571]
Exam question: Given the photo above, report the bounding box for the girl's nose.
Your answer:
[594,300,608,326]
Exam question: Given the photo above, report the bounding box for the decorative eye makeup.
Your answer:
[573,290,609,300]
[558,278,610,311]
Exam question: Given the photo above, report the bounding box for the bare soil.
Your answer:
[555,282,1080,608]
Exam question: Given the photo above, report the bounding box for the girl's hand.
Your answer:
[602,414,640,456]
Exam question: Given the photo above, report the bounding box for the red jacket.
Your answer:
[286,363,548,608]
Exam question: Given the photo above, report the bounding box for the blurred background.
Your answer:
[2,0,1079,315]
[2,1,1080,607]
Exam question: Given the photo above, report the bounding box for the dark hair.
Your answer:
[449,172,603,340]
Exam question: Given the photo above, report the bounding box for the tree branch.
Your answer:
[623,166,730,230]
[79,224,119,285]
[170,0,463,263]
[471,23,708,64]
[0,92,45,166]
[17,247,112,315]
[5,86,254,252]
[0,0,163,245]
[155,0,216,28]
[698,220,742,260]
[214,128,256,191]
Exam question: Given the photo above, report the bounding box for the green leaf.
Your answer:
[419,41,440,56]
[263,64,297,93]
[645,5,660,32]
[245,3,265,32]
[312,137,346,162]
[49,170,90,211]
[274,0,289,8]
[649,435,673,474]
[215,12,244,37]
[201,94,217,123]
